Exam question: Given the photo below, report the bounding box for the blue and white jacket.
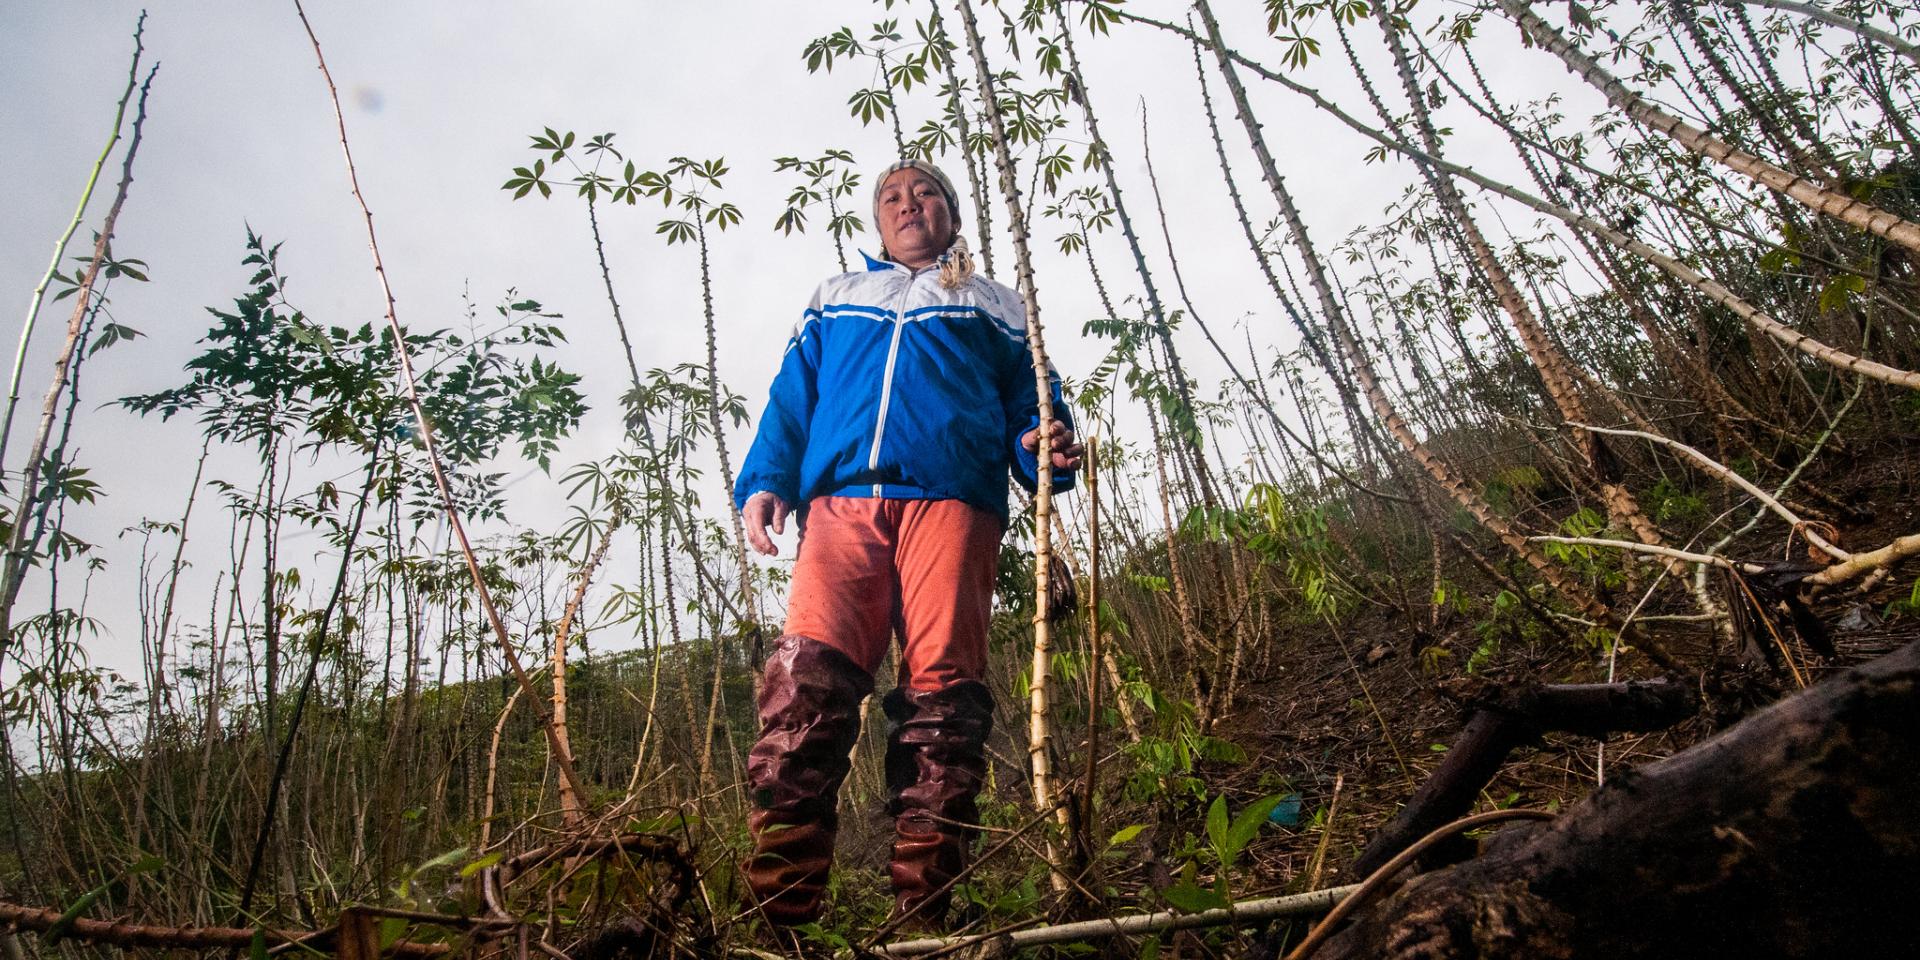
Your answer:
[732,252,1074,525]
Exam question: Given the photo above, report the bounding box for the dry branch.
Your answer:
[1530,535,1760,573]
[1804,530,1920,587]
[1575,423,1849,561]
[1311,639,1920,958]
[872,884,1358,957]
[289,0,592,815]
[1352,680,1695,876]
[0,901,449,958]
[1498,0,1920,257]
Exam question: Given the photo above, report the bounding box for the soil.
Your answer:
[815,444,1920,949]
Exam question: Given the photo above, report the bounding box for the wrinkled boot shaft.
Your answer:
[883,680,993,925]
[743,635,873,925]
[883,680,993,826]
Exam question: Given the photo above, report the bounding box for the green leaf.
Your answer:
[460,852,504,878]
[1817,273,1866,314]
[1223,794,1287,866]
[1160,879,1229,914]
[1205,795,1228,854]
[1192,735,1245,764]
[378,917,408,949]
[1106,824,1147,848]
[44,888,102,943]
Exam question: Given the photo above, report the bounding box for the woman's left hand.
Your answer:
[1021,420,1085,470]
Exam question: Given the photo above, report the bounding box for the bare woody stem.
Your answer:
[694,216,761,631]
[1080,437,1101,847]
[584,196,755,635]
[1804,530,1920,587]
[550,509,625,824]
[0,12,147,479]
[1497,0,1920,258]
[1728,0,1920,72]
[1188,0,1624,644]
[1123,10,1920,394]
[289,0,592,817]
[0,59,158,651]
[952,0,1068,843]
[1369,4,1669,562]
[1182,28,1411,504]
[926,2,995,277]
[1531,535,1761,574]
[1052,3,1215,508]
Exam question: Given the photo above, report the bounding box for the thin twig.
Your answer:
[288,0,592,814]
[1530,535,1762,573]
[1573,423,1848,561]
[872,884,1359,957]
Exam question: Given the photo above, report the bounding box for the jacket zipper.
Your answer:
[867,270,917,496]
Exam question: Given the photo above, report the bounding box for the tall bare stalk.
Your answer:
[1498,0,1920,257]
[1368,5,1669,558]
[288,0,591,820]
[952,0,1069,856]
[1052,3,1217,508]
[551,511,622,824]
[0,60,158,656]
[1189,0,1624,641]
[0,14,148,479]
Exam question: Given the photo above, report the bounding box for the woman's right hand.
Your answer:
[742,491,793,556]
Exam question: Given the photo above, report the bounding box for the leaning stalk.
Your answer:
[1498,0,1920,257]
[953,0,1070,863]
[0,14,147,477]
[0,60,158,652]
[289,0,592,820]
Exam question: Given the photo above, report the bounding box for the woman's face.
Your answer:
[875,168,954,269]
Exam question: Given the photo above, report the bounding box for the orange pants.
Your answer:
[783,497,1003,691]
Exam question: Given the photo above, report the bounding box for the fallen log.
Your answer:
[1351,678,1695,876]
[0,832,691,958]
[1308,638,1920,959]
[0,901,451,957]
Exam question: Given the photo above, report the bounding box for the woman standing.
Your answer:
[732,159,1081,930]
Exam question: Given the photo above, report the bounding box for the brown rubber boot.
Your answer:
[888,821,968,933]
[743,635,873,926]
[882,680,993,929]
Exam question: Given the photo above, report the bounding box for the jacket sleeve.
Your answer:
[733,287,826,512]
[997,286,1077,496]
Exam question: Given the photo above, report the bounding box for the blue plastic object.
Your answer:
[1267,793,1304,827]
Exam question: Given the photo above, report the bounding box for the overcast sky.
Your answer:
[0,1,1578,679]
